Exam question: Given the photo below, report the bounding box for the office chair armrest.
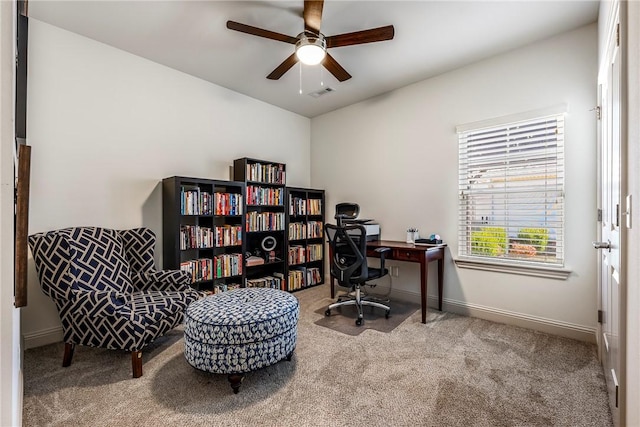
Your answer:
[374,247,391,271]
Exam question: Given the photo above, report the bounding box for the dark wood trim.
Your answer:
[14,144,31,308]
[14,0,29,307]
[18,0,28,17]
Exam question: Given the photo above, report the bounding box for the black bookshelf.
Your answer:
[162,176,245,294]
[286,186,325,291]
[233,158,287,290]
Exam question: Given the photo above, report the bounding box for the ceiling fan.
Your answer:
[226,0,394,82]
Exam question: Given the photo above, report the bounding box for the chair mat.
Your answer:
[314,298,420,336]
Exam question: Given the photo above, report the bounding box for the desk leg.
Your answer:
[420,257,427,324]
[330,275,335,299]
[438,258,444,311]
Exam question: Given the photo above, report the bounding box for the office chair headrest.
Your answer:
[335,202,359,220]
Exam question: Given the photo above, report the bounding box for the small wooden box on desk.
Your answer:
[330,240,447,324]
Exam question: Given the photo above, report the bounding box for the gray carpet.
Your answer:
[23,283,612,427]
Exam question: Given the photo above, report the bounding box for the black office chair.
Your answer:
[324,208,391,326]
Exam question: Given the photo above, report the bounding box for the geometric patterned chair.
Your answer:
[28,227,200,378]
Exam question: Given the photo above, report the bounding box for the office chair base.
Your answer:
[325,299,391,326]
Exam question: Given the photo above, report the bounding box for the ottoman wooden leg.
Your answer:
[286,350,294,361]
[228,374,245,394]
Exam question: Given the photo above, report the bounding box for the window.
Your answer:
[457,112,565,268]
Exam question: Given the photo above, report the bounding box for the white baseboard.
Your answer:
[27,286,595,348]
[22,326,63,350]
[390,288,597,343]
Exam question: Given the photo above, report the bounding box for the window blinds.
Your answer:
[458,114,565,265]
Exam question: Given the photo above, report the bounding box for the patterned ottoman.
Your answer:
[184,287,299,393]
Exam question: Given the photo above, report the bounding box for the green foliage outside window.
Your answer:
[471,227,507,256]
[517,228,549,253]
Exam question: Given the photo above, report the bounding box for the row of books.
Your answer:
[288,221,323,240]
[213,253,243,278]
[204,283,242,295]
[287,267,321,291]
[246,211,285,232]
[180,225,242,249]
[180,187,242,216]
[246,272,285,290]
[288,246,306,265]
[180,253,243,283]
[306,244,323,262]
[246,186,284,206]
[214,225,242,247]
[246,163,286,185]
[214,192,243,216]
[180,258,213,283]
[180,225,214,250]
[181,187,213,216]
[288,244,323,265]
[289,196,322,216]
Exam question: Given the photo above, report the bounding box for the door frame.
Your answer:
[0,1,22,426]
[620,1,640,425]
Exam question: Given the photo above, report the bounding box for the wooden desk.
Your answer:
[330,240,447,324]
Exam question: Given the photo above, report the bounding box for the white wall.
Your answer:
[311,24,598,339]
[22,20,311,346]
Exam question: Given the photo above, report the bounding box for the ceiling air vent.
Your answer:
[308,87,336,98]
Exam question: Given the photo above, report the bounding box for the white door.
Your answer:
[596,17,622,427]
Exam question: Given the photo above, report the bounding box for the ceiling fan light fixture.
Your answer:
[295,33,326,65]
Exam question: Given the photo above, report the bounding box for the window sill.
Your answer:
[454,257,571,280]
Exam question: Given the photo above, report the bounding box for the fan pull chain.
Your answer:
[320,66,324,87]
[299,63,303,95]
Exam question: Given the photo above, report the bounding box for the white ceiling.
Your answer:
[28,1,599,118]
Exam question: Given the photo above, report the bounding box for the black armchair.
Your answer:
[324,213,391,326]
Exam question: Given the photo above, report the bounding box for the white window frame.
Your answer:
[454,105,571,280]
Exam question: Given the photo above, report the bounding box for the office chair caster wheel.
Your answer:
[325,309,331,317]
[385,310,391,319]
[355,318,363,326]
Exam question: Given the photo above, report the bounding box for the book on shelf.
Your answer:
[214,224,242,247]
[213,253,243,278]
[287,267,306,291]
[214,192,243,216]
[287,245,306,265]
[246,256,265,267]
[180,185,212,215]
[180,225,214,250]
[180,258,212,283]
[307,198,322,215]
[247,186,284,206]
[246,274,284,290]
[306,221,323,239]
[246,162,285,185]
[246,211,285,232]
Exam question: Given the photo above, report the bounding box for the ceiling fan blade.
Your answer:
[267,53,300,80]
[226,21,297,44]
[322,53,351,82]
[303,0,324,34]
[326,25,395,48]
